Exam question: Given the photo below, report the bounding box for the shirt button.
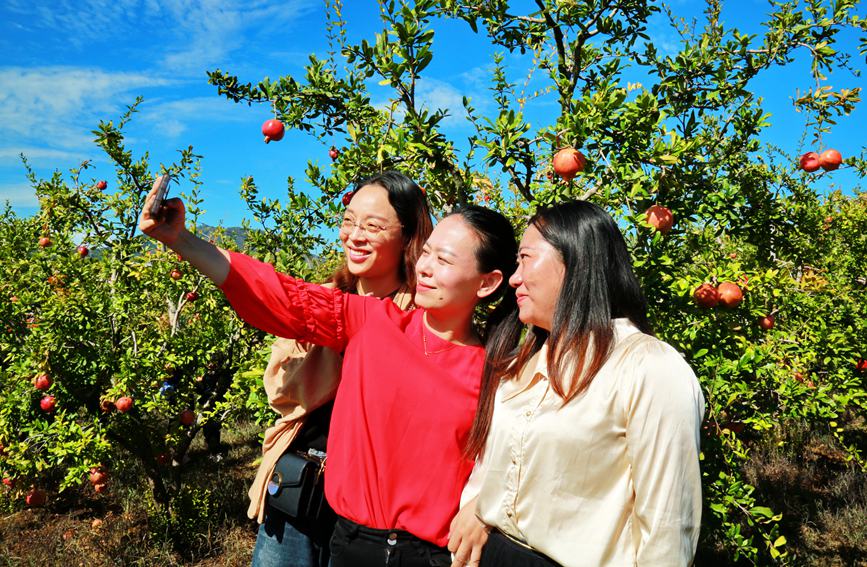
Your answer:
[387,533,397,546]
[506,509,513,517]
[525,410,533,417]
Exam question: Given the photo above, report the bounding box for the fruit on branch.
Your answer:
[33,374,52,391]
[185,291,199,302]
[758,315,775,330]
[77,245,89,257]
[793,372,815,388]
[329,147,339,160]
[47,274,65,288]
[88,467,108,486]
[25,488,47,507]
[819,149,842,171]
[693,283,719,308]
[114,396,133,413]
[38,236,52,248]
[40,395,56,412]
[644,204,674,234]
[552,148,586,182]
[170,269,182,280]
[262,119,285,143]
[799,152,821,172]
[179,409,196,426]
[342,191,354,206]
[717,282,744,309]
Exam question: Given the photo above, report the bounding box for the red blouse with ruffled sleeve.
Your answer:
[220,251,484,546]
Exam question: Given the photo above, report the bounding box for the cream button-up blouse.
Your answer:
[465,319,705,566]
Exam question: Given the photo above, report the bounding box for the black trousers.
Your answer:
[479,530,562,567]
[329,516,451,567]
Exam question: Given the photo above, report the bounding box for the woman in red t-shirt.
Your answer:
[139,176,519,567]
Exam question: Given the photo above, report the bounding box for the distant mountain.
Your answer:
[195,224,247,248]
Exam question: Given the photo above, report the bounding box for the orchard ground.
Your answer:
[0,422,262,566]
[2,419,865,566]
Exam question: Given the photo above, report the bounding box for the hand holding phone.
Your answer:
[150,175,171,217]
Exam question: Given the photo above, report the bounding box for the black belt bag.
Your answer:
[267,448,328,521]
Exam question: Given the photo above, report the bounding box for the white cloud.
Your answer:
[4,0,154,49]
[0,66,172,150]
[4,0,321,76]
[458,64,495,92]
[0,182,39,208]
[0,1,322,154]
[149,0,321,74]
[137,96,249,138]
[0,147,90,166]
[415,78,471,127]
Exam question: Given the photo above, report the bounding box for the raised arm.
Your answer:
[139,175,355,351]
[138,175,230,285]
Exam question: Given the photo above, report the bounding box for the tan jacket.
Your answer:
[247,284,414,522]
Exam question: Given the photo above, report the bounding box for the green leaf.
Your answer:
[773,535,787,547]
[750,506,774,518]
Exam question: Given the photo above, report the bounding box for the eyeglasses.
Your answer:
[338,216,403,237]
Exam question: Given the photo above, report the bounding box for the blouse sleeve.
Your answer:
[219,251,362,352]
[620,338,706,566]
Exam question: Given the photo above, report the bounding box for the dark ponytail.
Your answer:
[444,205,522,460]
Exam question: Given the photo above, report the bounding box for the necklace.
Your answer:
[421,323,459,356]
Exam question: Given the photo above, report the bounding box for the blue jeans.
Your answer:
[252,507,331,567]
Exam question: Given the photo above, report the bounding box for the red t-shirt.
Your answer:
[220,252,485,546]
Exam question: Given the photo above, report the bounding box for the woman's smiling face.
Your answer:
[413,215,494,317]
[339,184,405,282]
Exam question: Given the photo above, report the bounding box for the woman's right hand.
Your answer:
[138,174,231,285]
[448,496,489,567]
[139,175,186,248]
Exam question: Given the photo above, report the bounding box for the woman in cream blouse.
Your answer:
[450,200,705,567]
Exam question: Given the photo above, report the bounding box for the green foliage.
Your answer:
[2,0,866,564]
[0,102,266,509]
[146,485,217,558]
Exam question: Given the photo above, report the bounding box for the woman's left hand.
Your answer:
[448,496,489,567]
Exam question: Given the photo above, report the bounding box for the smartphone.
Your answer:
[150,175,171,217]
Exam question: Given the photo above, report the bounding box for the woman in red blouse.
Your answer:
[139,176,519,567]
[250,171,432,567]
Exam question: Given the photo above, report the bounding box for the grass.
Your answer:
[743,417,867,566]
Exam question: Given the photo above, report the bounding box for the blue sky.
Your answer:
[1,0,864,227]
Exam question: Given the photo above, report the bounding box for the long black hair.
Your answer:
[466,200,651,458]
[446,206,523,460]
[333,171,433,292]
